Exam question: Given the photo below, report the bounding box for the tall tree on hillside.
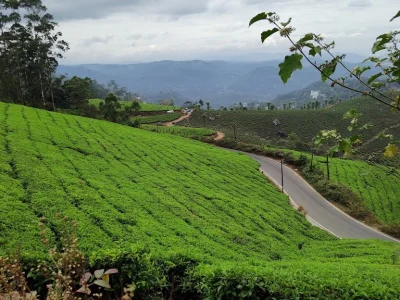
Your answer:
[206,101,211,111]
[199,99,204,108]
[100,93,121,122]
[0,0,68,107]
[63,76,92,109]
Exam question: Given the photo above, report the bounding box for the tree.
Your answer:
[63,76,92,109]
[267,102,271,110]
[131,101,141,113]
[199,99,204,108]
[100,93,121,122]
[283,103,287,110]
[206,101,211,111]
[0,0,69,108]
[250,9,400,157]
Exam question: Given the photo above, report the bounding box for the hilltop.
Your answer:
[1,102,400,297]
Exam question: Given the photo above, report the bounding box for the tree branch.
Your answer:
[315,40,395,103]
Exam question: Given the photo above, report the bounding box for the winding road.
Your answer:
[229,150,399,242]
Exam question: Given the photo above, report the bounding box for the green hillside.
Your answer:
[1,103,400,298]
[268,148,400,226]
[89,99,180,111]
[185,97,400,167]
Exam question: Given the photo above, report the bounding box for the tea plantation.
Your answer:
[89,99,180,112]
[187,97,400,167]
[1,102,400,298]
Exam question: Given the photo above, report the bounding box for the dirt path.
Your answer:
[163,113,190,127]
[214,131,225,141]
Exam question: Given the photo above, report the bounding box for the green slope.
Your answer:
[89,99,180,111]
[186,97,400,167]
[1,102,400,298]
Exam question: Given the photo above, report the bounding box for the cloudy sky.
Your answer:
[42,0,398,64]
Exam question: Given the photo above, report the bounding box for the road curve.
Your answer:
[229,150,398,242]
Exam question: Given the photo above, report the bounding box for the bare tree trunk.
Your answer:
[39,71,46,107]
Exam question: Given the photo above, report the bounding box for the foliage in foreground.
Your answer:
[249,8,400,155]
[1,103,400,298]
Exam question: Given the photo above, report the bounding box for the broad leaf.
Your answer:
[298,33,314,44]
[384,144,398,158]
[321,64,337,82]
[278,54,303,84]
[261,28,279,43]
[367,72,382,85]
[104,268,118,275]
[249,13,267,27]
[371,82,385,89]
[390,10,400,22]
[309,46,321,57]
[94,269,105,279]
[94,279,111,289]
[280,17,292,27]
[372,33,392,53]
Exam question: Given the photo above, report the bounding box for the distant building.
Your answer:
[310,90,320,99]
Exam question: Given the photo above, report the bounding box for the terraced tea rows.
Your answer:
[185,97,400,167]
[267,147,400,225]
[134,113,180,124]
[328,159,400,224]
[0,102,332,260]
[1,102,400,298]
[141,124,216,138]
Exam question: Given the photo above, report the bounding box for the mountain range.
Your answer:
[58,59,371,107]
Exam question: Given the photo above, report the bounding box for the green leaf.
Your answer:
[261,28,279,43]
[94,269,105,279]
[278,54,303,84]
[298,33,314,44]
[371,82,385,89]
[280,17,292,27]
[94,279,111,289]
[309,46,322,57]
[372,33,392,53]
[390,10,400,22]
[367,72,382,85]
[384,144,398,158]
[357,66,371,76]
[321,64,337,82]
[249,12,267,27]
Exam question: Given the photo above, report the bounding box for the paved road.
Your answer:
[231,150,398,241]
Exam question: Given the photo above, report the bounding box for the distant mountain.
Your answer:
[273,77,394,106]
[58,59,370,107]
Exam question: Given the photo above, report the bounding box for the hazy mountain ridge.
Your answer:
[58,59,369,106]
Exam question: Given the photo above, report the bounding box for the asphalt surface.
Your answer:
[232,150,398,242]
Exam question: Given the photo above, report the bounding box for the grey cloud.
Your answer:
[80,36,114,47]
[348,0,372,7]
[44,0,210,21]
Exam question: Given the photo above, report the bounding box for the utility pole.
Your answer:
[326,155,330,180]
[233,123,237,143]
[281,159,284,193]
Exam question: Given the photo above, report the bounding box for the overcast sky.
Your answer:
[42,0,398,64]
